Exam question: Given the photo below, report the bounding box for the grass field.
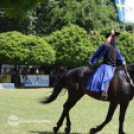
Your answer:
[0,88,134,134]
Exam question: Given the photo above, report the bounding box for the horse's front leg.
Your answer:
[119,102,129,134]
[90,101,118,134]
[64,113,71,134]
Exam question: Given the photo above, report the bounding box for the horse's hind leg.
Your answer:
[53,90,84,134]
[90,101,118,134]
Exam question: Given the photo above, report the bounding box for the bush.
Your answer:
[44,24,100,67]
[117,32,134,64]
[0,31,56,65]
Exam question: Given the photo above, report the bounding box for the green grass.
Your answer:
[0,88,134,134]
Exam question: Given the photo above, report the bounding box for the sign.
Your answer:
[0,75,11,83]
[0,83,14,89]
[20,75,49,87]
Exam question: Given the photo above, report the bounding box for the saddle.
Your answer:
[83,68,96,78]
[82,67,97,87]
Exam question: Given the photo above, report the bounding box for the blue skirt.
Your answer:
[86,64,116,92]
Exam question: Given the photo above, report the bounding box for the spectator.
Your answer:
[64,66,67,71]
[57,68,62,78]
[8,68,13,75]
[34,68,39,75]
[21,68,28,79]
[11,68,17,83]
[50,68,57,86]
[29,68,34,74]
[3,69,7,74]
[40,69,45,75]
[21,68,28,75]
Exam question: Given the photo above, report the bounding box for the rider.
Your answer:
[86,29,126,100]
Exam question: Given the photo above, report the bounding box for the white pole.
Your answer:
[124,21,125,33]
[124,0,125,33]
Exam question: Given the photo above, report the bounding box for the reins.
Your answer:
[125,65,134,88]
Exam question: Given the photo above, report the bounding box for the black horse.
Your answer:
[41,63,134,134]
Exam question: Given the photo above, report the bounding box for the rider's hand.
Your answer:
[122,62,126,67]
[110,29,115,36]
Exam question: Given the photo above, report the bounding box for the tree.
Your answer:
[0,9,38,35]
[0,0,133,36]
[0,0,45,20]
[37,0,119,35]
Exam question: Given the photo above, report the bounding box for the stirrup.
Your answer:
[101,91,108,100]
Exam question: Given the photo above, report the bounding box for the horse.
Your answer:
[40,63,134,134]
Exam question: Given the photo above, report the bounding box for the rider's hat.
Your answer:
[106,32,120,38]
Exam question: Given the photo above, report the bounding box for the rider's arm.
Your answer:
[117,48,126,67]
[104,29,115,47]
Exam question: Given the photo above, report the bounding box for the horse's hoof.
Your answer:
[53,127,58,133]
[90,128,96,134]
[64,127,70,134]
[119,132,126,134]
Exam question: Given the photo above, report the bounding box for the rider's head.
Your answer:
[112,35,118,43]
[106,32,120,44]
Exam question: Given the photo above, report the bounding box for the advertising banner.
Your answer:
[20,75,49,87]
[0,75,11,83]
[0,83,14,89]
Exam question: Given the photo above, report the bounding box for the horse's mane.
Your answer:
[127,63,134,71]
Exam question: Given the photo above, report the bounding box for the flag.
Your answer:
[114,0,125,22]
[115,0,134,23]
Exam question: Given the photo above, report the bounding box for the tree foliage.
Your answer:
[37,0,120,35]
[0,31,56,65]
[44,24,95,66]
[0,0,45,20]
[0,0,134,36]
[0,25,134,67]
[0,9,37,35]
[45,24,134,66]
[116,33,134,64]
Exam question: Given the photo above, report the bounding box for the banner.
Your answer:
[0,75,11,83]
[0,83,14,89]
[20,75,49,87]
[115,0,134,23]
[125,0,134,23]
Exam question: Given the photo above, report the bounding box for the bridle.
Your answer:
[125,65,134,88]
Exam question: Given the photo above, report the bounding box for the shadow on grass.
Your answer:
[30,131,81,134]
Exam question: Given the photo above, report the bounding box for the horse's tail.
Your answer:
[40,71,68,104]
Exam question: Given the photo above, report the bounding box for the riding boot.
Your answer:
[101,91,108,100]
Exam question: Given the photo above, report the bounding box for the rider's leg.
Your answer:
[101,68,116,100]
[101,84,109,100]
